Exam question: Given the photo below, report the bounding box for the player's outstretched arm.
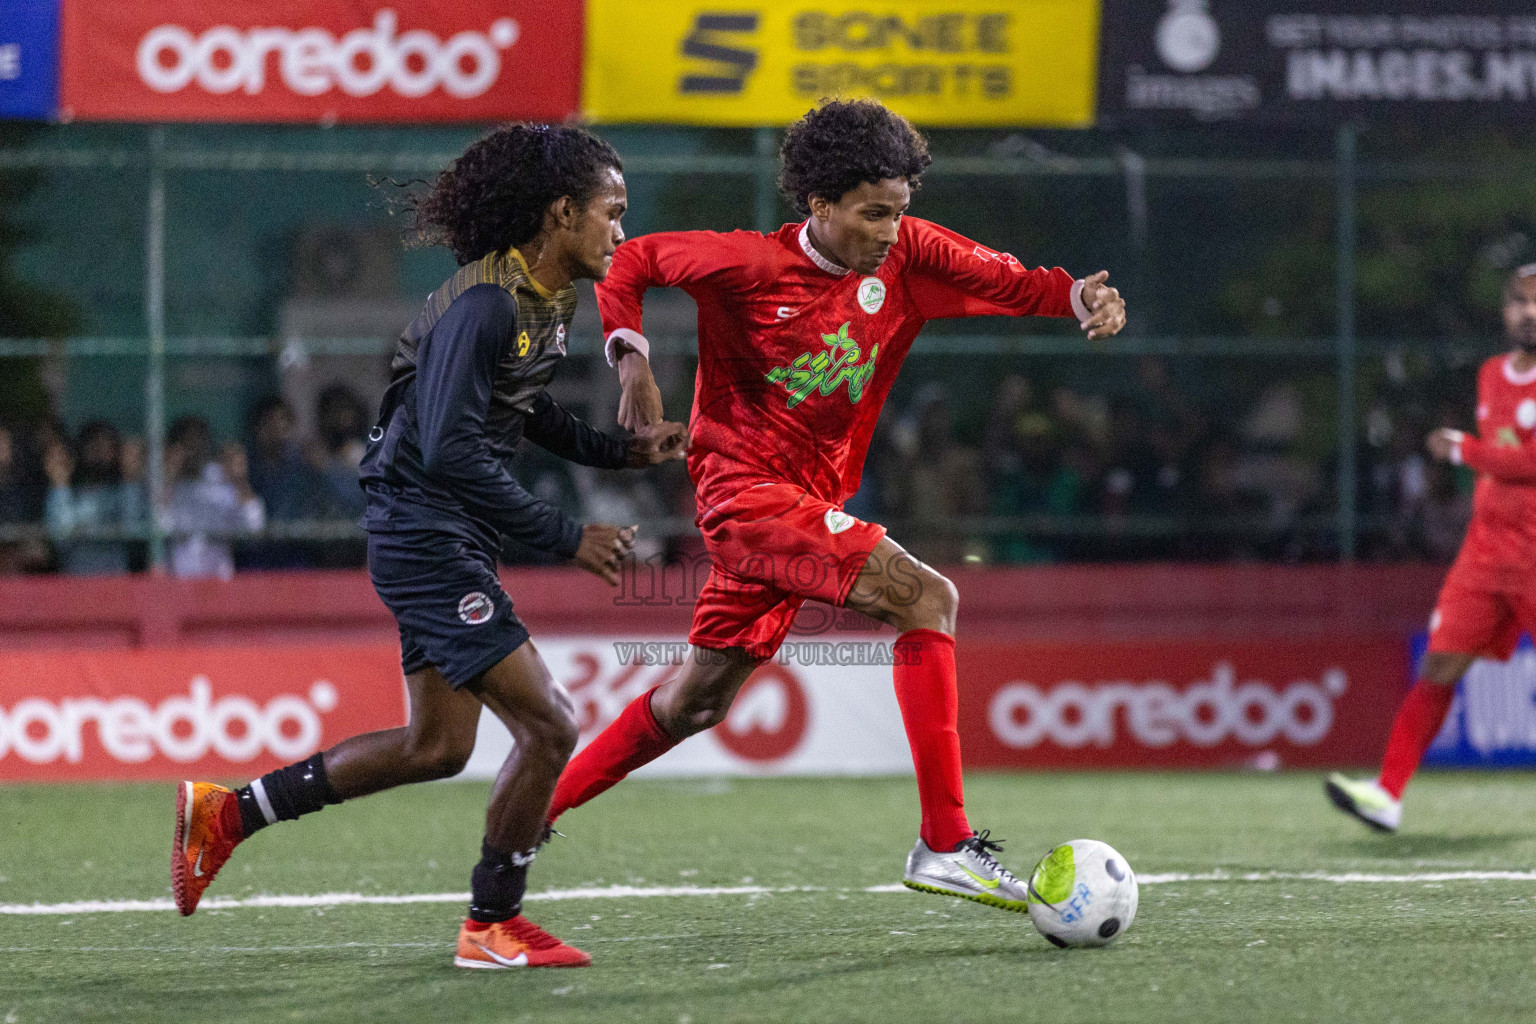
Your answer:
[598,230,763,429]
[610,334,663,431]
[522,391,629,469]
[1430,427,1536,483]
[903,218,1125,339]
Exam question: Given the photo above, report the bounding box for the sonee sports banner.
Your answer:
[58,0,582,123]
[1101,1,1536,124]
[583,0,1102,127]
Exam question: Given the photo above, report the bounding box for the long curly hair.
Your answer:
[778,99,932,216]
[410,124,622,265]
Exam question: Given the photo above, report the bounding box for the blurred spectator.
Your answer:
[0,423,48,574]
[244,395,330,568]
[886,386,986,565]
[1417,460,1475,561]
[313,383,369,519]
[981,374,1037,482]
[160,415,264,580]
[1233,382,1322,526]
[44,420,145,574]
[1099,398,1157,518]
[1050,385,1109,450]
[0,424,31,526]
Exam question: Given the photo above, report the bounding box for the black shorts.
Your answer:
[367,530,529,689]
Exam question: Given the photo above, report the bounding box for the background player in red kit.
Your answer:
[1329,265,1536,832]
[549,99,1127,911]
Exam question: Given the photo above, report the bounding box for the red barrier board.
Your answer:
[958,637,1410,770]
[59,1,581,123]
[0,645,405,781]
[0,633,1413,781]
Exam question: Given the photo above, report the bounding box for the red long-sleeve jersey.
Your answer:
[1452,353,1536,582]
[596,217,1084,512]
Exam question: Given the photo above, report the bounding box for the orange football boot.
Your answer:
[453,916,592,969]
[172,781,245,916]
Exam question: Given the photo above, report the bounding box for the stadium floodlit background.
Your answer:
[6,3,1536,1023]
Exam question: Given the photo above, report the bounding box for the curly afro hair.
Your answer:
[778,99,932,217]
[410,123,622,265]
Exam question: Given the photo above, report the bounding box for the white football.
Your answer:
[1026,839,1139,948]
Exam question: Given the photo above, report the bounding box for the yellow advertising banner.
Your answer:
[583,1,1101,127]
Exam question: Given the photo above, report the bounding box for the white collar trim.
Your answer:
[1504,355,1536,386]
[798,221,850,277]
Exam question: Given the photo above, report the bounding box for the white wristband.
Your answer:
[1070,279,1092,325]
[605,328,650,368]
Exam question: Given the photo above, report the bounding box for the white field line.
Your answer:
[4,871,1536,916]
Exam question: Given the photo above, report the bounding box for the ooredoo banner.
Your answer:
[0,645,406,781]
[58,1,582,123]
[957,637,1409,770]
[461,634,1410,779]
[0,634,1409,781]
[583,0,1102,127]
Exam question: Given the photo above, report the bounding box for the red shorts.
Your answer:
[1428,559,1536,661]
[689,481,886,660]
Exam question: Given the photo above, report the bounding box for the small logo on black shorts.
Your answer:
[458,592,495,626]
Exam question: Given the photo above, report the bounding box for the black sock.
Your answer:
[235,753,342,837]
[469,839,536,923]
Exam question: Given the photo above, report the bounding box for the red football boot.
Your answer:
[454,915,592,969]
[172,781,245,916]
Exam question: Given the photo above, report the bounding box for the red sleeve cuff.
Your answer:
[1455,434,1478,468]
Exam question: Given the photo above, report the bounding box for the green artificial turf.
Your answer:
[3,772,1536,1023]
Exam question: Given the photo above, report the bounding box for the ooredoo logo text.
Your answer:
[0,676,338,765]
[988,661,1347,749]
[136,9,519,100]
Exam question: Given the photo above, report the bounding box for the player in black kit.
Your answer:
[171,124,685,969]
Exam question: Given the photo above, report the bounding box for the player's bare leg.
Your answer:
[1327,651,1472,833]
[173,667,482,916]
[323,667,482,797]
[455,641,590,968]
[842,536,1029,912]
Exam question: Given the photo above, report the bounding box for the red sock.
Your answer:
[893,629,972,851]
[548,686,678,822]
[1378,680,1457,799]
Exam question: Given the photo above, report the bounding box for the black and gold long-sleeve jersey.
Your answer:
[360,248,626,557]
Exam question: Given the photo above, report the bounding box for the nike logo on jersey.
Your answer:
[776,306,797,319]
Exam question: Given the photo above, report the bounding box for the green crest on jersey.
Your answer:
[765,322,880,409]
[1029,844,1076,905]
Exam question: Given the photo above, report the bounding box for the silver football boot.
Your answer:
[903,830,1030,912]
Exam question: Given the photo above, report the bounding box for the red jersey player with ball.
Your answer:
[1330,264,1536,832]
[550,99,1126,911]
